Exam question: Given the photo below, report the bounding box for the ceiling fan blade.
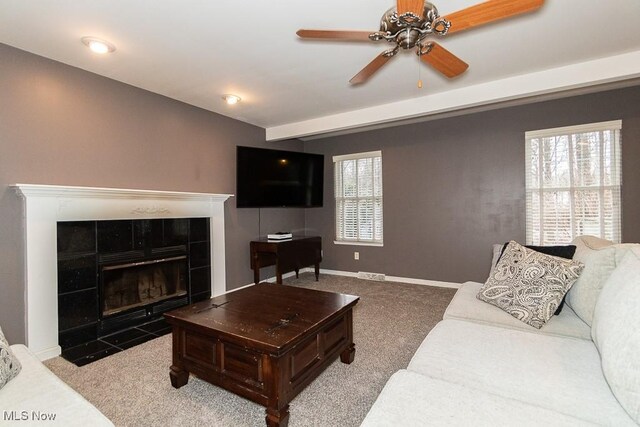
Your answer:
[296,29,374,42]
[397,0,424,16]
[350,51,396,85]
[420,42,469,78]
[444,0,544,34]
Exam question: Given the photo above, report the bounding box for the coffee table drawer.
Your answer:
[183,330,216,366]
[221,342,263,388]
[323,316,347,353]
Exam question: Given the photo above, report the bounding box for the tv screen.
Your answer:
[236,146,324,208]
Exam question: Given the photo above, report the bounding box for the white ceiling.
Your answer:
[1,0,640,140]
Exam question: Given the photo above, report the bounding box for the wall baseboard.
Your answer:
[320,268,461,289]
[228,268,461,294]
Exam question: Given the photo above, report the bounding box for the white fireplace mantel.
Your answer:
[12,184,232,360]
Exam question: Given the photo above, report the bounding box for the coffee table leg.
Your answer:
[340,343,355,364]
[170,365,189,388]
[265,404,289,427]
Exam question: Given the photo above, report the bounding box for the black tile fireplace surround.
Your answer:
[57,217,211,365]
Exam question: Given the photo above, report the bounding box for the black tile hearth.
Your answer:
[72,346,122,367]
[100,328,149,346]
[115,335,154,351]
[62,321,172,366]
[62,340,118,363]
[137,318,172,336]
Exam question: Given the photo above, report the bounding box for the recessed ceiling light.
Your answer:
[81,37,116,54]
[222,94,241,105]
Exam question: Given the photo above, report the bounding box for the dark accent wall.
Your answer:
[3,42,639,345]
[0,43,304,343]
[305,86,640,284]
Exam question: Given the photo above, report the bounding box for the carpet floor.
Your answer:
[45,273,456,427]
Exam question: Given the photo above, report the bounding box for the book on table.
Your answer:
[267,233,292,240]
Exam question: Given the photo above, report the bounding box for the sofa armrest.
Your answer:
[1,345,112,426]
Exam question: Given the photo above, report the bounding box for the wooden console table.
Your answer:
[250,236,321,284]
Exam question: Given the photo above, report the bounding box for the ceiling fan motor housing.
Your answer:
[380,2,439,49]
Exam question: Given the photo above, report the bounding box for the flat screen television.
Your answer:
[236,146,324,208]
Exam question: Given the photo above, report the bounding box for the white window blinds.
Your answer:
[525,120,622,245]
[334,151,383,244]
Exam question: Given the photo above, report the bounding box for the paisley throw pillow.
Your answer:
[477,241,584,329]
[0,326,22,390]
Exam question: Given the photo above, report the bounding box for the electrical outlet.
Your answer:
[354,252,359,260]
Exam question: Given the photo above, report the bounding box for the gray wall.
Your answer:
[2,41,639,344]
[0,43,304,343]
[305,86,640,284]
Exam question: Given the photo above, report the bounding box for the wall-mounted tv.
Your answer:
[236,146,324,208]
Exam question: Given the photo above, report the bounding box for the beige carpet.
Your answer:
[45,273,456,426]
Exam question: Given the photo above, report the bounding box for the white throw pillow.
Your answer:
[614,243,640,265]
[0,326,21,390]
[477,241,584,329]
[591,248,640,423]
[565,243,617,326]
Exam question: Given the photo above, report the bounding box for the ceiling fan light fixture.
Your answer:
[222,94,241,105]
[81,37,116,54]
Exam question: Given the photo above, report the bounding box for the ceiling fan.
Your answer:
[297,0,544,85]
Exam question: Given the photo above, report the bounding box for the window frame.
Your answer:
[525,120,622,245]
[333,150,383,247]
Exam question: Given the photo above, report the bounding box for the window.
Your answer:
[525,120,622,245]
[334,151,383,245]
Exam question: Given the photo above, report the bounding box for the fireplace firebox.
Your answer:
[101,256,187,317]
[57,217,211,365]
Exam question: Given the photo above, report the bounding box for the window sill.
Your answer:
[334,240,383,247]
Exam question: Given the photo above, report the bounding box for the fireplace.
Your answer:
[57,217,211,360]
[12,184,232,361]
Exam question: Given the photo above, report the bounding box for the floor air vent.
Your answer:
[357,272,386,281]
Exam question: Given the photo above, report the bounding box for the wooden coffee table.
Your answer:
[164,283,359,427]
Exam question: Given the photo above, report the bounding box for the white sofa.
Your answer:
[362,237,640,426]
[0,344,113,426]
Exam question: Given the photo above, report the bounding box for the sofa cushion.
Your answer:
[407,319,635,426]
[0,327,21,390]
[445,282,591,340]
[591,248,640,423]
[360,369,590,427]
[566,237,617,326]
[614,243,640,264]
[477,241,584,329]
[1,344,113,426]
